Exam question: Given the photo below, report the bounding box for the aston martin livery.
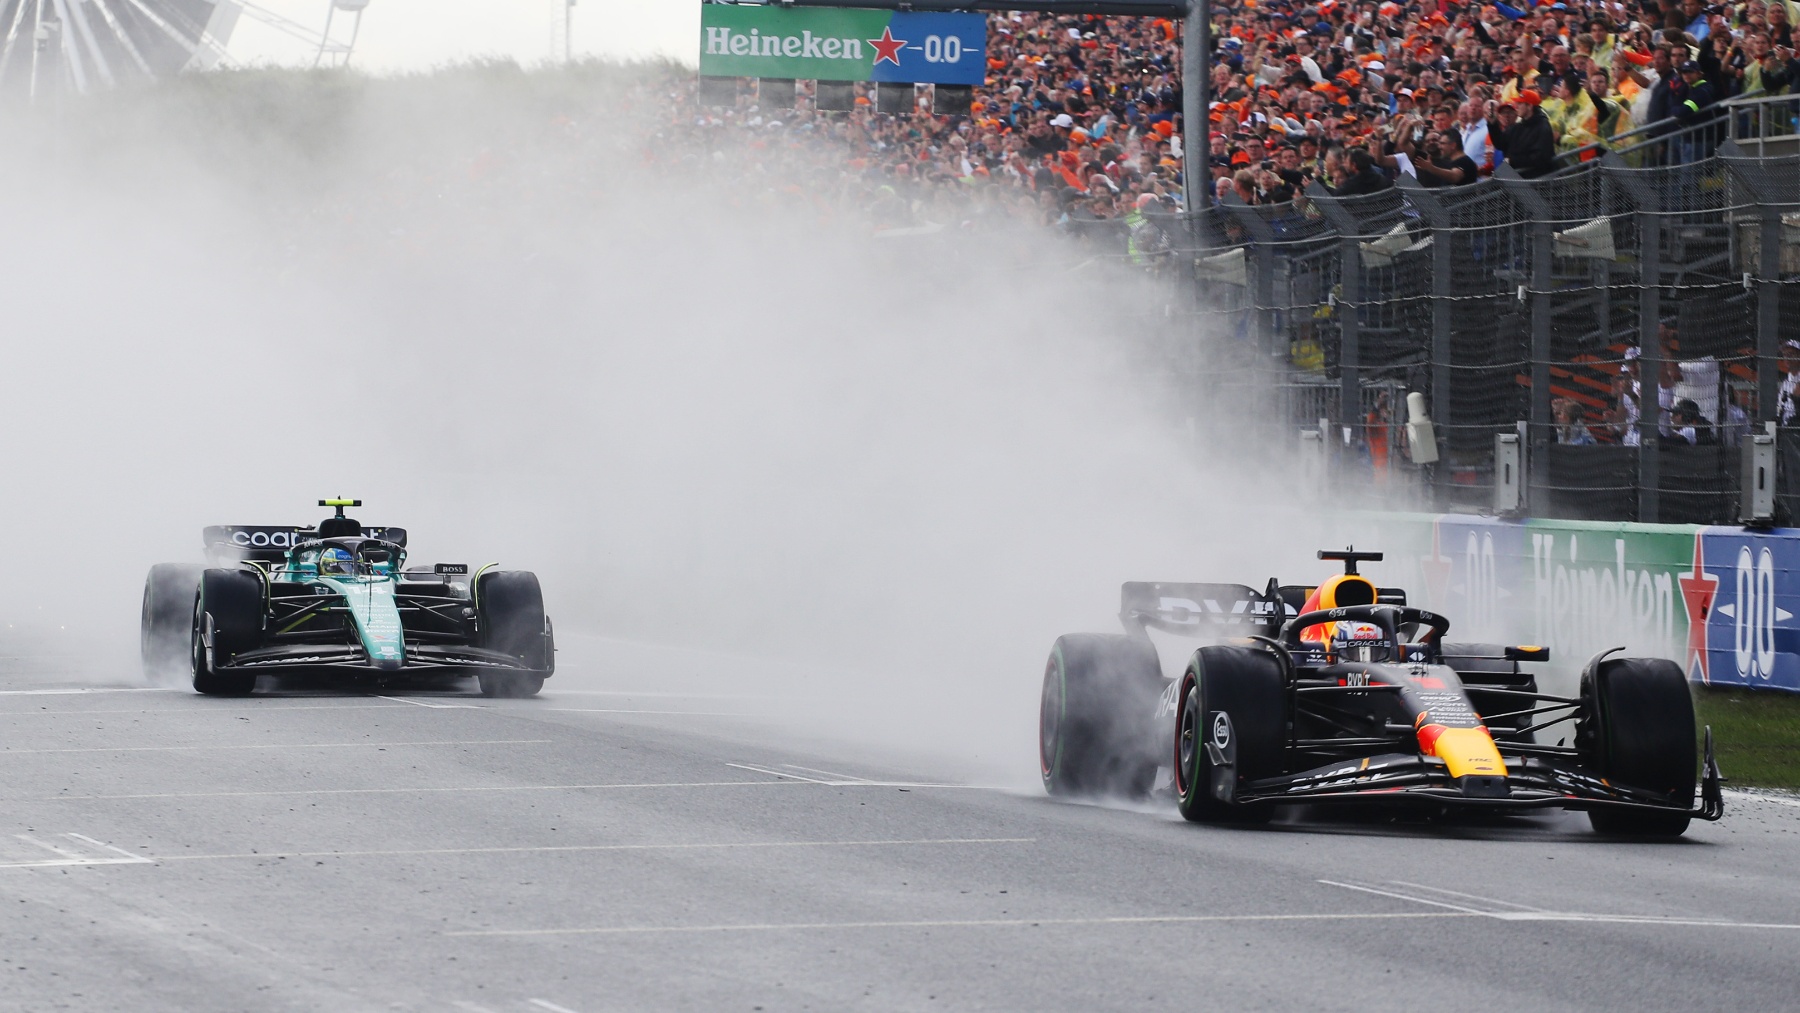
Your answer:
[142,500,553,697]
[1039,549,1723,836]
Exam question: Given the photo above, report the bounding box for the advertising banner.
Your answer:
[699,5,987,85]
[1694,526,1800,692]
[1330,511,1800,693]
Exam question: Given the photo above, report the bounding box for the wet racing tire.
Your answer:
[142,563,203,680]
[1175,645,1286,824]
[1039,633,1165,799]
[1580,657,1695,837]
[477,572,552,698]
[191,568,263,696]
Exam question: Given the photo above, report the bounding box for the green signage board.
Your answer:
[698,5,988,85]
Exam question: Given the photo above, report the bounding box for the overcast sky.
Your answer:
[228,0,702,72]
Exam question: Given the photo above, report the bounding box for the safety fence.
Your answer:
[1068,141,1800,526]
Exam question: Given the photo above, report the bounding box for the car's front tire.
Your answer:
[1175,645,1285,823]
[476,572,551,697]
[191,569,262,696]
[1579,657,1695,837]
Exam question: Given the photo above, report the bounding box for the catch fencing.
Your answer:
[1076,136,1800,526]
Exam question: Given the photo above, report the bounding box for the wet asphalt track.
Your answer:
[2,641,1799,1013]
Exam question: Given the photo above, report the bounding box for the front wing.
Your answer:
[218,642,538,674]
[1227,734,1724,822]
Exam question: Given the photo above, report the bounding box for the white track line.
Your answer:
[376,696,481,710]
[1319,880,1800,929]
[152,837,1033,864]
[0,704,430,716]
[28,780,801,802]
[1318,879,1488,914]
[0,739,550,755]
[727,762,834,784]
[528,1001,582,1013]
[536,708,748,716]
[448,911,1482,937]
[1386,880,1547,913]
[784,764,875,782]
[723,762,996,790]
[0,833,153,869]
[0,687,174,696]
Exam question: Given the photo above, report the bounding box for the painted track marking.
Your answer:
[1319,880,1800,929]
[151,837,1034,864]
[0,833,153,869]
[0,739,550,755]
[376,696,482,709]
[449,911,1482,937]
[26,780,799,802]
[725,762,999,790]
[528,1001,583,1013]
[0,687,174,696]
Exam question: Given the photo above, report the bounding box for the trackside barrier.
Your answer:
[1325,513,1800,693]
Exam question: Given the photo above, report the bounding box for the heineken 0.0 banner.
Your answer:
[699,5,987,85]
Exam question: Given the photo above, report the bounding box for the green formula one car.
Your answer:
[142,500,553,697]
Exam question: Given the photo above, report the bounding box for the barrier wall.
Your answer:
[1331,514,1800,693]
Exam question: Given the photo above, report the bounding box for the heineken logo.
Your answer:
[704,27,869,63]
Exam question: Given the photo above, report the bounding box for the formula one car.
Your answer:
[1038,549,1723,836]
[141,500,554,698]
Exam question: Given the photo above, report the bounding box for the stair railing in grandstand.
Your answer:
[1552,89,1800,171]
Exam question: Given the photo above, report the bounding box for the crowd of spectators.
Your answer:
[1193,0,1800,205]
[666,1,1800,231]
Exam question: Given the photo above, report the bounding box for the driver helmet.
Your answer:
[319,546,356,576]
[1331,620,1392,663]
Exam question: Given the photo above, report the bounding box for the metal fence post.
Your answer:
[1718,141,1784,425]
[1305,181,1360,438]
[1494,166,1554,513]
[1398,176,1450,506]
[1220,192,1278,361]
[1601,154,1661,522]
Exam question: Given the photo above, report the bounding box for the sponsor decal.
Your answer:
[698,5,986,85]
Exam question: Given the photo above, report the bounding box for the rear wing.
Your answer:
[204,524,409,564]
[1119,581,1281,638]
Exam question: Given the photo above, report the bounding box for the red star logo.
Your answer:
[1677,534,1718,683]
[868,27,907,66]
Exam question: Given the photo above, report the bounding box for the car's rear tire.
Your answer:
[478,571,552,675]
[1175,645,1286,823]
[192,568,263,696]
[1579,657,1694,837]
[1039,633,1164,799]
[142,563,203,681]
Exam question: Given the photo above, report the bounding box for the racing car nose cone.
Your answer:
[1458,774,1512,798]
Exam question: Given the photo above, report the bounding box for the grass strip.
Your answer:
[1695,687,1800,791]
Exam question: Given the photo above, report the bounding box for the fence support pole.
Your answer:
[1181,0,1207,232]
[1400,176,1451,507]
[1718,142,1784,425]
[1221,192,1277,361]
[1496,166,1554,514]
[1602,155,1661,522]
[1305,181,1361,443]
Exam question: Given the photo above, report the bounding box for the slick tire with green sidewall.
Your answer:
[1039,633,1164,799]
[1580,657,1695,836]
[476,571,551,698]
[1175,645,1285,823]
[192,568,263,696]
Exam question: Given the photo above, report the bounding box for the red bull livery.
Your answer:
[1038,549,1723,836]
